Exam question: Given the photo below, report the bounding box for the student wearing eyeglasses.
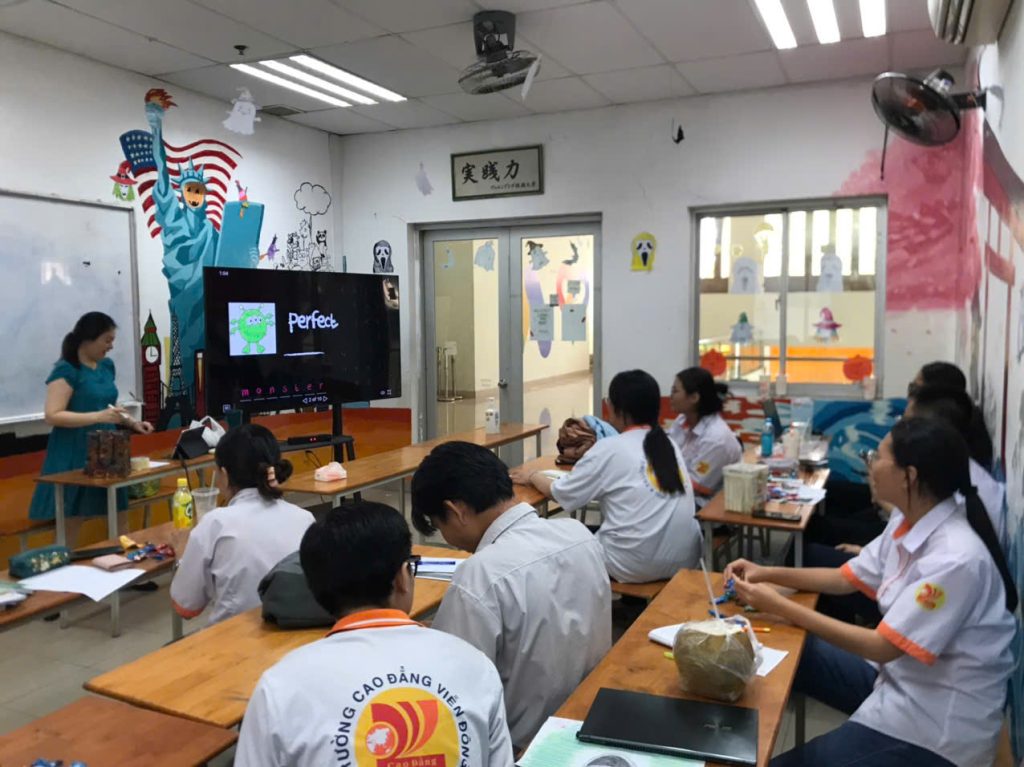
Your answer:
[236,501,513,767]
[412,441,611,748]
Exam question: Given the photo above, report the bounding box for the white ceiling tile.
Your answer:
[56,0,294,61]
[888,0,934,32]
[778,35,890,82]
[352,100,462,128]
[517,39,573,80]
[310,36,463,97]
[889,29,966,72]
[400,22,480,70]
[157,64,347,113]
[520,76,610,112]
[518,1,663,74]
[615,0,773,62]
[583,64,694,103]
[330,0,480,33]
[192,0,384,49]
[677,51,786,94]
[476,0,584,11]
[779,0,822,46]
[285,107,394,133]
[0,0,211,74]
[421,92,533,121]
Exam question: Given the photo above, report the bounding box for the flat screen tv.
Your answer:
[203,267,401,415]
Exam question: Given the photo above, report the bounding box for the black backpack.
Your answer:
[257,551,334,629]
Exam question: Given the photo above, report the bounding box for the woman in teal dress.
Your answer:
[29,312,153,546]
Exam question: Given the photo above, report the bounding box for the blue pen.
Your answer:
[423,560,458,565]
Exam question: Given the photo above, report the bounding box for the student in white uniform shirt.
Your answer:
[667,367,742,507]
[411,441,611,748]
[236,501,513,767]
[515,369,701,583]
[726,418,1017,767]
[170,424,314,625]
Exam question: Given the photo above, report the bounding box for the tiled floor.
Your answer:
[0,403,846,763]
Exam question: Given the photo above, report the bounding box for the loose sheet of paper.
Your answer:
[519,716,704,766]
[648,624,788,677]
[20,565,145,602]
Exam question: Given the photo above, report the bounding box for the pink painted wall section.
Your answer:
[836,112,983,311]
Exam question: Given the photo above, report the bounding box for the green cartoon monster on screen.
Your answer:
[231,306,274,354]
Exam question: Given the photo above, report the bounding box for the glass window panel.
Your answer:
[761,213,784,277]
[720,217,732,278]
[788,211,807,277]
[835,208,854,274]
[858,207,877,276]
[811,209,831,276]
[699,217,718,279]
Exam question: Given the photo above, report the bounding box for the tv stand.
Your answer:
[243,403,356,463]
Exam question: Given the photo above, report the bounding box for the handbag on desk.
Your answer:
[9,545,71,578]
[258,551,334,629]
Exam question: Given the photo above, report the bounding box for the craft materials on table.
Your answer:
[0,580,33,608]
[519,716,704,766]
[766,478,827,506]
[649,623,789,679]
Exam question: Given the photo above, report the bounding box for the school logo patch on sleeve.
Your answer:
[915,583,946,611]
[695,461,711,477]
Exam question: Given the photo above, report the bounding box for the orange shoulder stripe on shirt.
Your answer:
[172,599,204,619]
[839,562,878,601]
[878,620,938,666]
[327,608,421,636]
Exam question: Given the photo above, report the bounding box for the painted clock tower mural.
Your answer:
[140,312,162,424]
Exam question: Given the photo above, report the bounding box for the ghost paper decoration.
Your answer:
[730,257,760,294]
[526,240,549,271]
[223,88,260,135]
[474,240,496,271]
[814,307,841,342]
[730,312,754,344]
[415,162,434,196]
[631,232,656,271]
[373,240,394,273]
[817,245,844,292]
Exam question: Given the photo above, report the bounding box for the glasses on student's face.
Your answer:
[406,554,421,577]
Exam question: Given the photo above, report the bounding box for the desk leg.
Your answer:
[795,531,803,569]
[535,432,542,459]
[172,608,183,642]
[702,521,714,567]
[795,693,806,746]
[54,487,67,547]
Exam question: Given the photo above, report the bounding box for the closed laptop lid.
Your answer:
[577,688,758,766]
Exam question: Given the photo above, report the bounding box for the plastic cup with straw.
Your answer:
[700,557,721,621]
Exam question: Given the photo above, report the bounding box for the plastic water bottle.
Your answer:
[761,417,774,458]
[484,397,500,434]
[172,477,194,530]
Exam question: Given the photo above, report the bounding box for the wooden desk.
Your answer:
[34,454,215,545]
[697,466,829,568]
[509,455,561,512]
[0,522,178,635]
[85,544,463,728]
[0,696,237,767]
[556,569,816,767]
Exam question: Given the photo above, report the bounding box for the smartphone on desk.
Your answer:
[752,509,802,522]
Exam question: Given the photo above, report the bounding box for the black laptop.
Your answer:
[577,688,758,766]
[172,426,209,460]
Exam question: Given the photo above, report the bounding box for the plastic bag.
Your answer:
[672,616,761,702]
[189,416,226,448]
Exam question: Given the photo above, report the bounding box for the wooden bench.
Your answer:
[610,579,667,601]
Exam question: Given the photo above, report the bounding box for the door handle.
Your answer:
[497,379,509,388]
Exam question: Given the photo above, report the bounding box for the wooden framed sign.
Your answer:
[451,145,543,201]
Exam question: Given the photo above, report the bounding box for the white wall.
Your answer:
[333,78,959,428]
[0,32,334,433]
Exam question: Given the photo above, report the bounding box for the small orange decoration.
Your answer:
[843,355,873,382]
[700,349,727,377]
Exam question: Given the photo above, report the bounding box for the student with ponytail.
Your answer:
[29,312,153,546]
[726,417,1016,767]
[171,424,314,624]
[668,367,742,506]
[512,370,701,583]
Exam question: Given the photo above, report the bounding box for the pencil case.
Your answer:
[9,545,71,578]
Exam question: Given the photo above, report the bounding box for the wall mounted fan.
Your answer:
[870,69,986,177]
[459,11,541,96]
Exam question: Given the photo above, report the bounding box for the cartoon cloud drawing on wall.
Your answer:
[118,89,262,417]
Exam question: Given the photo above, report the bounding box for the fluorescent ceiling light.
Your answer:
[231,63,350,107]
[261,60,377,105]
[858,0,886,37]
[290,55,406,103]
[753,0,797,50]
[807,0,841,44]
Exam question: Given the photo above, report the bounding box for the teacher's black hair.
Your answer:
[61,312,116,368]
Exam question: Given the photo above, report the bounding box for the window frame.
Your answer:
[690,195,888,400]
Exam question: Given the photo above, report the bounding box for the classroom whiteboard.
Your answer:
[0,190,140,424]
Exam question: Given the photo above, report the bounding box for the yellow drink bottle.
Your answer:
[172,478,194,530]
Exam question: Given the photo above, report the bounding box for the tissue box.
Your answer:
[723,463,769,514]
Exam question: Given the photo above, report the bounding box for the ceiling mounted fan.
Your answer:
[870,69,986,177]
[459,11,541,97]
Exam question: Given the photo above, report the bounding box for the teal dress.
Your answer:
[29,358,128,520]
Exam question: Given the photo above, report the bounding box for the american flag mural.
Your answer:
[118,130,242,238]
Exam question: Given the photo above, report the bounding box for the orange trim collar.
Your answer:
[623,425,652,433]
[172,599,204,620]
[892,519,911,539]
[878,620,938,666]
[840,562,878,601]
[327,608,420,637]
